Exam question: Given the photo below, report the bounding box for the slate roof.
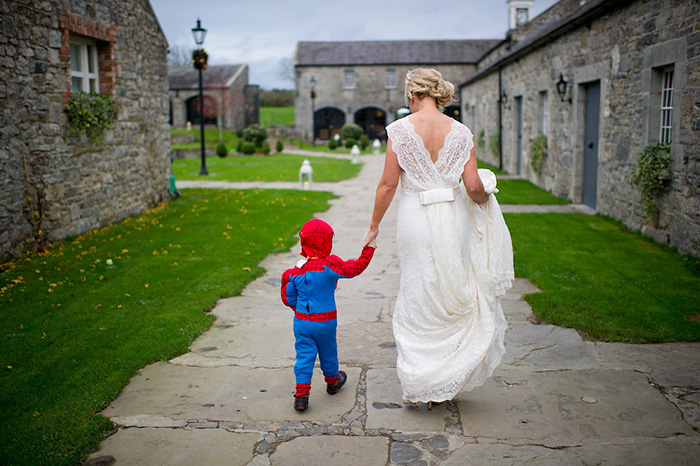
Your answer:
[296,40,501,66]
[459,0,633,86]
[168,65,245,89]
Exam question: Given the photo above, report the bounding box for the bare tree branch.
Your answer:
[167,45,194,67]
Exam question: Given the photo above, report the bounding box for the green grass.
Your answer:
[174,154,362,182]
[496,179,571,205]
[0,188,334,466]
[170,128,239,151]
[506,213,700,343]
[284,138,383,156]
[260,107,294,127]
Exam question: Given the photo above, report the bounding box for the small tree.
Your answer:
[192,91,245,141]
[216,142,228,158]
[276,140,283,153]
[242,124,268,149]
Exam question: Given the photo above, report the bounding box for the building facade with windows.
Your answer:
[168,65,259,131]
[460,0,699,257]
[0,0,171,259]
[294,40,500,140]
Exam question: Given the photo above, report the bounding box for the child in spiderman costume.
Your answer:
[281,218,375,411]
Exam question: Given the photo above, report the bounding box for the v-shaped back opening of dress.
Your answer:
[405,115,457,165]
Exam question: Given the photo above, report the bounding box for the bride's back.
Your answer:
[407,112,455,163]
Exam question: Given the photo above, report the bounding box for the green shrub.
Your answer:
[242,124,268,147]
[529,134,547,174]
[241,142,255,155]
[341,123,363,141]
[477,129,486,150]
[236,128,244,138]
[215,142,228,158]
[632,143,671,222]
[488,132,500,158]
[359,135,369,150]
[261,140,271,155]
[65,91,117,144]
[236,139,243,153]
[345,137,357,149]
[276,140,283,153]
[328,139,338,150]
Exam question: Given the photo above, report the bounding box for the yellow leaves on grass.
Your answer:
[243,267,251,272]
[144,283,149,288]
[122,249,129,254]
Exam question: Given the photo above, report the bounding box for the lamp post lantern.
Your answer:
[310,75,316,147]
[192,18,208,175]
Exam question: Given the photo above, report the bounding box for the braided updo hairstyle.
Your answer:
[404,68,455,109]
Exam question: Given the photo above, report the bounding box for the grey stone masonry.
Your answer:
[460,0,700,257]
[0,0,171,260]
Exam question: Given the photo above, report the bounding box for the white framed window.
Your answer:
[385,69,397,89]
[659,67,674,144]
[343,69,356,90]
[70,36,99,93]
[539,90,549,135]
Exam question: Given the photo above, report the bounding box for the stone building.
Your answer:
[168,64,259,130]
[294,40,500,140]
[0,0,171,260]
[460,0,699,257]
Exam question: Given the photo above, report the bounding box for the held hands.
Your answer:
[364,227,378,249]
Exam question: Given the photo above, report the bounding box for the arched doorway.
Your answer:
[444,105,461,122]
[314,107,345,140]
[186,95,218,125]
[354,107,387,140]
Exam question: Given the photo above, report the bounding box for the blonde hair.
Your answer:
[404,68,455,109]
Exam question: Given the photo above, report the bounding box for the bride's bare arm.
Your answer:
[463,146,488,204]
[364,140,401,248]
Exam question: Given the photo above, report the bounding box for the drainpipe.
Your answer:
[498,67,504,170]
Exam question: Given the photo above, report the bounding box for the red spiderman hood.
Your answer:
[299,219,334,258]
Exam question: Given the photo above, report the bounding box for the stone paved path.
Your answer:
[87,153,700,465]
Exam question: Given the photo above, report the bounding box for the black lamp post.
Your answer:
[310,75,316,147]
[556,73,572,103]
[192,18,208,175]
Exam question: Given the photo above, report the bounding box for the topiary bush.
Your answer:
[215,142,228,158]
[341,124,363,141]
[276,140,283,153]
[328,139,338,150]
[632,143,671,223]
[529,134,547,174]
[65,91,117,144]
[345,137,357,149]
[359,135,369,150]
[236,139,243,154]
[242,124,268,148]
[261,140,271,155]
[241,142,255,155]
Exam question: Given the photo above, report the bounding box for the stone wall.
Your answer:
[0,0,171,260]
[461,0,700,257]
[295,64,475,139]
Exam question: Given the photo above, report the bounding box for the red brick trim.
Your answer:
[59,10,117,103]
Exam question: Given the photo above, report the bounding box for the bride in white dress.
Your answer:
[364,69,514,404]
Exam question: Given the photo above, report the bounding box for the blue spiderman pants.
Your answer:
[293,318,339,385]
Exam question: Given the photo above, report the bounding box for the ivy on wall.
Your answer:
[632,143,671,223]
[529,134,548,174]
[65,92,117,144]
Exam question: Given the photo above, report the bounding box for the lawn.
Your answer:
[171,128,239,151]
[260,107,294,127]
[506,213,700,343]
[495,179,571,205]
[283,137,384,156]
[0,188,335,466]
[173,154,362,182]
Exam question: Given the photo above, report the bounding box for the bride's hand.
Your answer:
[364,227,378,249]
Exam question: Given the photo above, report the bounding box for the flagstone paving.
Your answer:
[87,152,700,465]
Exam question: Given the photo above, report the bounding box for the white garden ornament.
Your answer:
[299,159,313,190]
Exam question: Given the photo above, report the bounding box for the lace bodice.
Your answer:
[386,117,474,191]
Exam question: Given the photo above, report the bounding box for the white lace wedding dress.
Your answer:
[387,116,514,403]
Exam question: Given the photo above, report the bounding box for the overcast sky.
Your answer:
[150,0,559,90]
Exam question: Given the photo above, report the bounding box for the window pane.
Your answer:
[72,76,83,92]
[344,70,355,89]
[89,79,97,93]
[88,45,96,74]
[70,44,81,72]
[385,69,396,88]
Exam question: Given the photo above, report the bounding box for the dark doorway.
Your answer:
[582,81,601,209]
[354,107,387,140]
[314,107,345,140]
[186,95,217,125]
[444,105,461,122]
[515,96,523,175]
